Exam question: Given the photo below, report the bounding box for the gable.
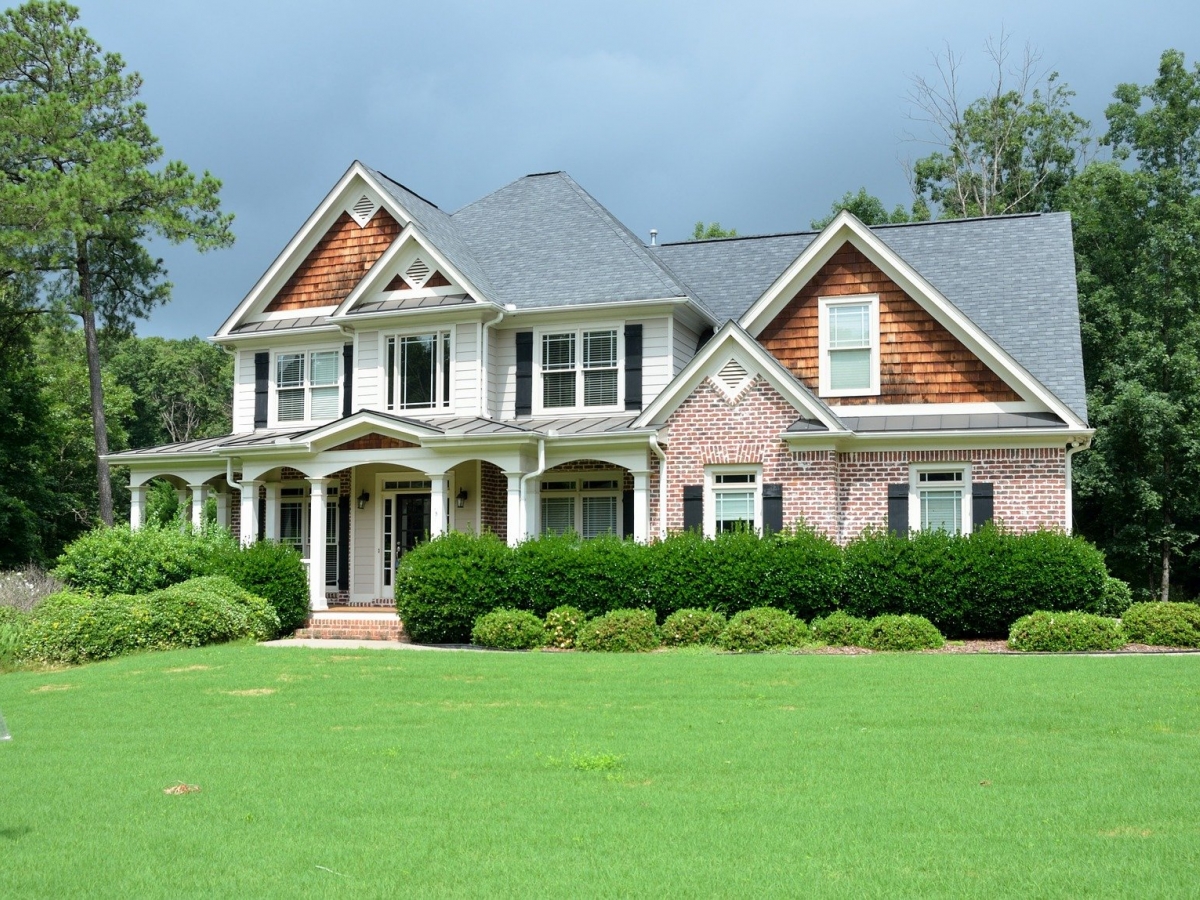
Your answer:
[758,243,1020,405]
[264,208,402,312]
[327,433,417,451]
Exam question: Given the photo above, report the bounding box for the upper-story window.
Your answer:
[277,350,340,423]
[818,295,880,397]
[387,331,451,412]
[541,328,619,410]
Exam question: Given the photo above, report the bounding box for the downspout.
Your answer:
[1064,438,1089,534]
[519,437,547,541]
[479,308,505,418]
[648,433,667,540]
[225,457,242,492]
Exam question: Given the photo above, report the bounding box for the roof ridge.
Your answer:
[365,166,443,211]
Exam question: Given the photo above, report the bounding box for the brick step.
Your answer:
[294,611,408,642]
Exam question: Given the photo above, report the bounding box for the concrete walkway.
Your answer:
[260,638,482,651]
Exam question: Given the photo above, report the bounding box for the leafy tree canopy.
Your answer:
[810,188,916,229]
[690,221,738,240]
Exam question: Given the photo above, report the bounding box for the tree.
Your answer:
[810,188,916,229]
[690,221,738,240]
[0,1,234,526]
[906,33,1091,218]
[1068,49,1200,600]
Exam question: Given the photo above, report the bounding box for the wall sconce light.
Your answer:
[456,488,468,509]
[357,490,370,510]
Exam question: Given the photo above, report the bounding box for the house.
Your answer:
[107,161,1092,626]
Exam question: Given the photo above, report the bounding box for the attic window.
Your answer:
[405,258,431,287]
[348,194,380,227]
[712,357,753,400]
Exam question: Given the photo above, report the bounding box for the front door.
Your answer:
[381,492,431,596]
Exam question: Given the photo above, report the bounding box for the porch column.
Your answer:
[427,473,447,538]
[505,472,524,547]
[215,491,230,530]
[308,477,330,611]
[239,480,262,547]
[129,484,147,530]
[632,470,650,543]
[263,482,280,541]
[523,475,540,539]
[189,484,209,530]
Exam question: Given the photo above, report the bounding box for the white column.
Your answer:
[505,472,524,547]
[308,478,330,611]
[264,482,280,541]
[632,470,650,543]
[428,473,447,538]
[523,476,540,539]
[239,480,262,547]
[215,491,229,530]
[189,484,208,530]
[130,484,147,531]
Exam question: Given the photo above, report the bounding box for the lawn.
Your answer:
[1,645,1197,898]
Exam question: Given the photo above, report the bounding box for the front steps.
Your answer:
[294,610,408,642]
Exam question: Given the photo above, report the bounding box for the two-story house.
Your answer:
[108,161,1092,622]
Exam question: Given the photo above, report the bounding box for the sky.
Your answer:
[73,0,1200,340]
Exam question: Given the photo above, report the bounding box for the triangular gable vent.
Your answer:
[405,257,432,287]
[348,193,380,227]
[712,356,754,401]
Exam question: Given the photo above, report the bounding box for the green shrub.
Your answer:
[1121,602,1200,647]
[811,610,869,646]
[511,533,649,617]
[1007,611,1125,652]
[544,605,588,649]
[719,607,809,652]
[220,540,309,633]
[52,523,236,596]
[1096,577,1135,617]
[661,608,727,646]
[576,609,660,652]
[142,576,280,646]
[394,531,515,643]
[471,609,548,650]
[859,614,944,651]
[0,605,27,668]
[144,479,183,528]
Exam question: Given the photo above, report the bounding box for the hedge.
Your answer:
[1007,611,1125,652]
[1121,602,1200,647]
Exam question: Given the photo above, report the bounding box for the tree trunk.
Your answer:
[77,247,113,526]
[1160,540,1171,602]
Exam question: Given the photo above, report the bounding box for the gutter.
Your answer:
[1064,436,1091,534]
[519,437,547,541]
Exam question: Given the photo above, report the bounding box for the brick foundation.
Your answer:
[294,611,408,642]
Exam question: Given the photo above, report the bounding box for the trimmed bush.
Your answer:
[576,609,660,652]
[471,609,548,650]
[220,540,310,633]
[719,607,808,652]
[661,608,727,647]
[394,531,514,643]
[859,614,944,651]
[811,610,869,646]
[1007,611,1125,652]
[511,533,649,617]
[544,605,588,649]
[1096,577,1135,617]
[1121,602,1200,647]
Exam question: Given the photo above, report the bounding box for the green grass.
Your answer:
[1,645,1198,898]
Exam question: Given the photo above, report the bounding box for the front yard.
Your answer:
[1,645,1197,898]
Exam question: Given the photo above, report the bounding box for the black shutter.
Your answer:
[763,483,783,535]
[257,495,266,542]
[972,482,994,531]
[515,331,533,417]
[622,489,634,538]
[683,485,703,532]
[695,326,714,352]
[624,324,643,411]
[342,343,354,418]
[253,351,269,429]
[337,494,350,590]
[887,483,909,535]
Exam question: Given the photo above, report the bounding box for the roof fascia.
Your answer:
[497,296,714,327]
[301,412,445,450]
[783,426,1094,452]
[633,321,846,432]
[211,325,344,346]
[739,211,1087,430]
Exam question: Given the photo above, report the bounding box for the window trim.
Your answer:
[273,348,343,426]
[384,326,455,414]
[908,463,972,535]
[533,326,624,416]
[703,464,763,538]
[817,295,881,398]
[538,472,623,538]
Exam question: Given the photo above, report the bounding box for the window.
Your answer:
[705,467,762,536]
[910,466,970,535]
[387,332,451,412]
[818,296,880,397]
[276,350,340,423]
[540,329,620,410]
[277,485,340,586]
[540,477,621,538]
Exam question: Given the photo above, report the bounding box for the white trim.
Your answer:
[381,325,457,415]
[909,462,971,535]
[782,427,1093,452]
[533,325,625,417]
[818,294,880,398]
[703,464,763,538]
[270,347,344,429]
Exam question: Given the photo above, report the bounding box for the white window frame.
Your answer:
[534,326,624,415]
[909,463,972,535]
[276,485,340,586]
[384,326,455,413]
[817,295,880,398]
[703,465,763,538]
[273,349,342,426]
[538,473,623,538]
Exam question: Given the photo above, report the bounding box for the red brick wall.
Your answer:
[480,461,508,541]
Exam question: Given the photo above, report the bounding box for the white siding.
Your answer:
[453,324,479,415]
[491,326,516,420]
[355,331,381,413]
[352,495,376,600]
[673,318,701,375]
[232,349,257,433]
[635,317,671,407]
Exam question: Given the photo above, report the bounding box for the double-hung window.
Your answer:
[540,329,619,410]
[910,466,970,534]
[276,485,340,586]
[276,350,340,423]
[818,296,880,397]
[386,331,451,411]
[706,467,762,536]
[540,477,621,538]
